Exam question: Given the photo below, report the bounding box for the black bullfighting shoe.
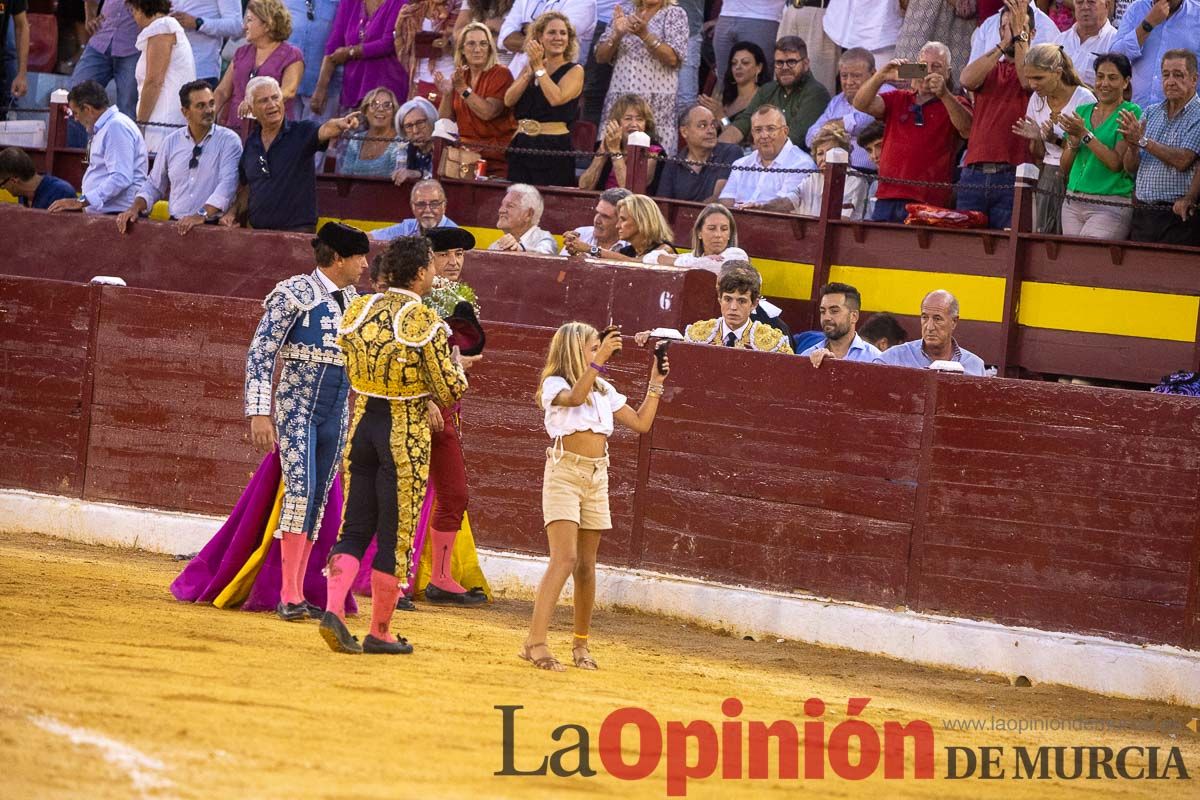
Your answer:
[362,635,414,655]
[396,595,417,612]
[276,601,309,622]
[319,611,363,654]
[301,600,323,619]
[425,584,488,605]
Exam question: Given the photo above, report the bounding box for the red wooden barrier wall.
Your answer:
[0,206,718,334]
[0,277,95,497]
[3,275,1199,651]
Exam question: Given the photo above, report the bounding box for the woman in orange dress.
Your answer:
[434,21,516,177]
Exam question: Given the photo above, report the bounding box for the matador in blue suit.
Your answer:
[244,221,370,621]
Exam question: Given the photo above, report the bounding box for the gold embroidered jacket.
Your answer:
[337,289,468,404]
[684,318,792,354]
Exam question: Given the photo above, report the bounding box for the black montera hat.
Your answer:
[313,221,371,257]
[425,226,476,252]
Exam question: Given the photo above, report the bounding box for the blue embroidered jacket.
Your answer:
[244,271,359,416]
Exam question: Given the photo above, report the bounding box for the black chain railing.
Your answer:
[26,108,1190,214]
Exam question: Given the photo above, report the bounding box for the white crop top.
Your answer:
[540,376,627,439]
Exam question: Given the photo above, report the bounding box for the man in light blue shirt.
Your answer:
[115,82,243,234]
[170,0,246,85]
[805,48,891,171]
[371,179,459,241]
[874,290,987,376]
[1112,0,1200,107]
[801,281,883,367]
[49,80,147,215]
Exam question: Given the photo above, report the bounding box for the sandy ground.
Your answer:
[0,531,1197,800]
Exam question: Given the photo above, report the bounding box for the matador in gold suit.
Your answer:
[319,236,468,655]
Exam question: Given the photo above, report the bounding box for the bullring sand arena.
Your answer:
[2,531,1197,799]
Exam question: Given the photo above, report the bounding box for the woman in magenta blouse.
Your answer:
[214,0,305,127]
[310,0,409,114]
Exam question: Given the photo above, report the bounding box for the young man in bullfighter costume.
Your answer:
[319,235,469,654]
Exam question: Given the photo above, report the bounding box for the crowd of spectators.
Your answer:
[1,0,1197,245]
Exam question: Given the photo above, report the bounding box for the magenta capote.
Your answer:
[496,697,936,796]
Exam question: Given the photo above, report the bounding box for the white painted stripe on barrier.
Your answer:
[3,488,1198,706]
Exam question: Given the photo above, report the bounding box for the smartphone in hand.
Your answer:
[897,62,929,80]
[602,324,622,355]
[654,340,671,376]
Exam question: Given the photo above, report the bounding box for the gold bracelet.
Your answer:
[647,385,664,397]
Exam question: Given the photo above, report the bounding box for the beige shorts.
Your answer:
[542,448,611,530]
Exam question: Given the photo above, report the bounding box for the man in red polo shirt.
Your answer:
[957,0,1037,229]
[854,42,974,223]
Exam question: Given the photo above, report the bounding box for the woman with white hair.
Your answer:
[391,96,440,184]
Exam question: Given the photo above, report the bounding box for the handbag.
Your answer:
[438,145,483,180]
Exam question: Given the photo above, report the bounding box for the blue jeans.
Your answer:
[871,198,911,223]
[955,165,1016,230]
[676,32,703,116]
[67,43,140,147]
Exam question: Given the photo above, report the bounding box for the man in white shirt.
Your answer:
[489,183,559,254]
[719,105,816,208]
[560,187,630,256]
[169,0,245,85]
[969,2,1058,66]
[115,82,242,234]
[500,0,597,77]
[1054,0,1119,87]
[823,0,902,69]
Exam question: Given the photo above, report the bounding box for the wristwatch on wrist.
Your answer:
[79,195,90,208]
[589,244,600,257]
[1141,21,1155,33]
[194,16,204,31]
[1080,132,1094,146]
[534,68,547,78]
[1016,31,1029,43]
[1138,135,1150,148]
[720,116,731,128]
[461,88,472,99]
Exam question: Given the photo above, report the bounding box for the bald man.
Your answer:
[873,290,987,376]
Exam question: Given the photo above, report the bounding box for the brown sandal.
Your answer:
[572,644,599,670]
[519,642,565,672]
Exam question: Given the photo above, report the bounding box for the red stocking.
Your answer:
[429,528,466,593]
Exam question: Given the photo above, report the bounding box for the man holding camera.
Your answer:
[854,42,973,223]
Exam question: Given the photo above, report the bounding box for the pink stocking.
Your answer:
[370,570,401,643]
[296,537,316,601]
[324,553,360,620]
[429,529,466,593]
[279,533,305,605]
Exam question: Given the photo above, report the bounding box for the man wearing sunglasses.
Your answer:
[115,81,243,235]
[720,35,830,149]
